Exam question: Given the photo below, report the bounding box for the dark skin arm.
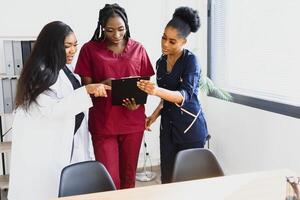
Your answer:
[81,77,93,85]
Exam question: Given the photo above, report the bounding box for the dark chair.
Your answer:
[172,148,224,183]
[58,161,116,197]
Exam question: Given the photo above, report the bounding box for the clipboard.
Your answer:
[111,76,150,105]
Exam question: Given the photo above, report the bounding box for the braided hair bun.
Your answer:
[91,3,130,41]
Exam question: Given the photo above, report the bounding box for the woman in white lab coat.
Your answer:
[8,21,111,200]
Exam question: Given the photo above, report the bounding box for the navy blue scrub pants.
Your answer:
[159,119,205,184]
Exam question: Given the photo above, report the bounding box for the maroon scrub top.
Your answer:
[75,38,154,135]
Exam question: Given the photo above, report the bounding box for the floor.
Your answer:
[135,165,161,187]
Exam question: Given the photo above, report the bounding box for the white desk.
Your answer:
[53,169,294,200]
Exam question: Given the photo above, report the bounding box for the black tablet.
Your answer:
[111,76,150,105]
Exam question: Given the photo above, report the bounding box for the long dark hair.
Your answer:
[166,7,201,38]
[91,3,131,41]
[16,21,73,109]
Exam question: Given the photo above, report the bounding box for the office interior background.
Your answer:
[0,0,299,177]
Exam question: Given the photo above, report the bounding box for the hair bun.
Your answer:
[173,7,200,33]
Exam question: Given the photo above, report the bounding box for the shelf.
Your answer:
[0,142,11,153]
[0,73,19,79]
[0,175,9,189]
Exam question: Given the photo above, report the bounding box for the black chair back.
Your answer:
[172,148,224,182]
[58,161,116,197]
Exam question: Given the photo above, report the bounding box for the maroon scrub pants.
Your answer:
[92,132,144,189]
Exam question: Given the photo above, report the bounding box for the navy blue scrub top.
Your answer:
[156,49,208,144]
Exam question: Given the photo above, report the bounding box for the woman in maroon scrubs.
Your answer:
[75,3,154,189]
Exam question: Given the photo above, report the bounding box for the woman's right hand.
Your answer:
[145,115,156,131]
[137,80,158,95]
[85,83,111,97]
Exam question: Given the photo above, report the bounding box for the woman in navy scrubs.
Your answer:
[137,6,208,183]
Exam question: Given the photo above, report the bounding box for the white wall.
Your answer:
[204,97,300,174]
[0,0,207,171]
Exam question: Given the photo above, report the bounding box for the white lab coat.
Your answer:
[8,69,94,200]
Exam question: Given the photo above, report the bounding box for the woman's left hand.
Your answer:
[122,98,140,110]
[137,80,158,95]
